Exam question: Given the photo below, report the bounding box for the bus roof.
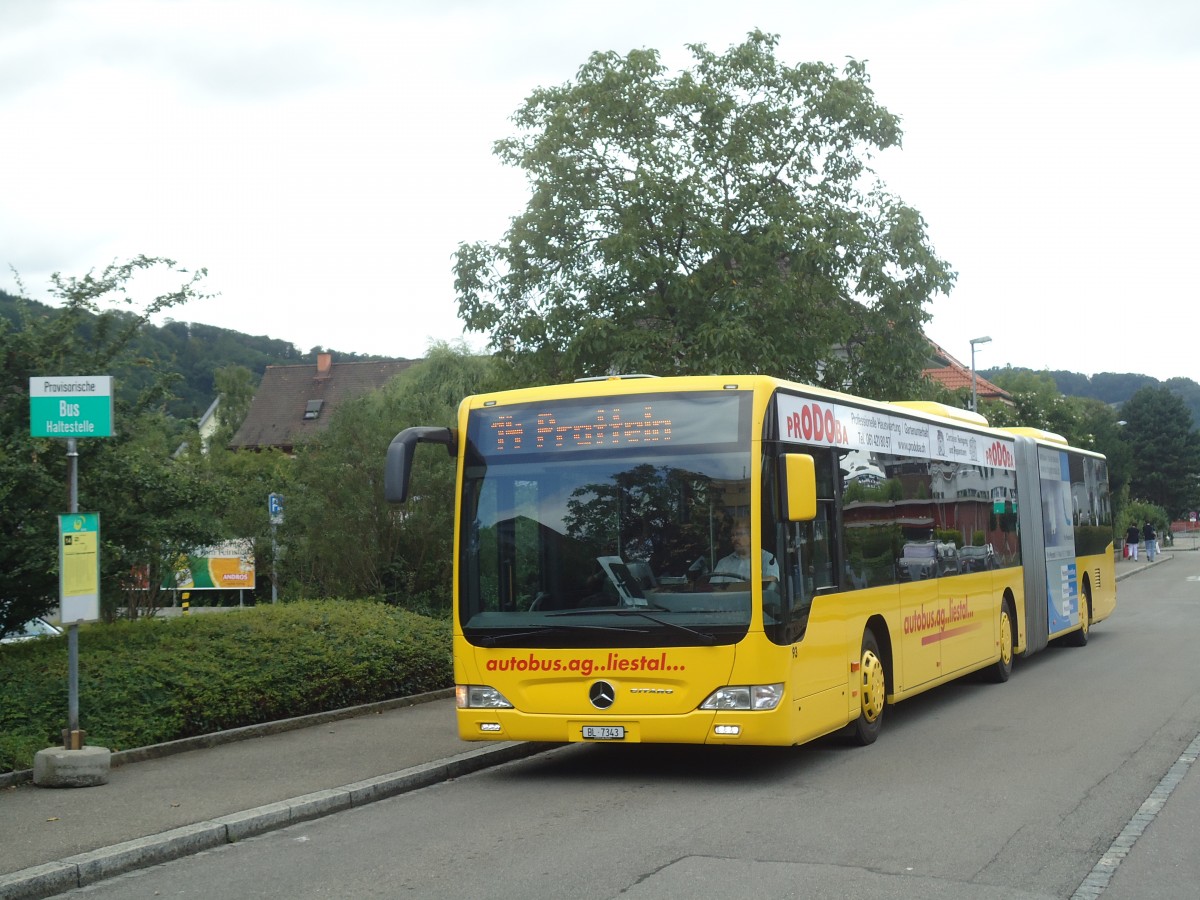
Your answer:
[999,426,1069,446]
[461,375,1095,455]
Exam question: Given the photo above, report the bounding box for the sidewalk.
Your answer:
[0,692,546,899]
[1080,547,1200,898]
[1,550,1196,900]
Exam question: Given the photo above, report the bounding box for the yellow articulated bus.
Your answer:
[385,375,1115,747]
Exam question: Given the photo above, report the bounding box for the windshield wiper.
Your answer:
[548,607,717,644]
[474,623,648,647]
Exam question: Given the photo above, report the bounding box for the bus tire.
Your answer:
[1065,585,1091,647]
[852,628,886,746]
[985,598,1015,683]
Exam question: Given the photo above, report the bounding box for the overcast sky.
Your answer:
[3,0,1197,383]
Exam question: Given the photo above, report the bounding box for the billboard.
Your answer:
[167,540,256,590]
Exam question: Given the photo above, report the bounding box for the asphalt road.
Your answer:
[49,555,1200,899]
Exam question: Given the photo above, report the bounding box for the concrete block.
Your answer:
[214,801,293,841]
[32,746,111,788]
[288,788,351,824]
[344,771,423,806]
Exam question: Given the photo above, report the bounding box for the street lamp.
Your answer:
[970,335,992,412]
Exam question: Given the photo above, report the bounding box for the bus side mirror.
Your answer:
[780,453,817,522]
[385,426,456,503]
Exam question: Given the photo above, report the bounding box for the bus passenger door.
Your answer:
[775,450,844,701]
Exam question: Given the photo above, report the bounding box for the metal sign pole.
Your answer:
[66,438,81,746]
[67,437,78,512]
[269,493,283,604]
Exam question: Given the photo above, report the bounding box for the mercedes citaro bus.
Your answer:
[385,374,1114,747]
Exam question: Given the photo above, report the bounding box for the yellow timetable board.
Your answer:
[59,513,100,622]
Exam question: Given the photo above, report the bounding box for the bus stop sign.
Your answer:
[30,376,113,438]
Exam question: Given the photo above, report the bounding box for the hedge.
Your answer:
[0,600,452,774]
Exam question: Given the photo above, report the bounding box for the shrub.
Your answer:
[0,600,451,773]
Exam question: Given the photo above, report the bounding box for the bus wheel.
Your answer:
[985,599,1014,683]
[852,628,886,745]
[1066,587,1091,647]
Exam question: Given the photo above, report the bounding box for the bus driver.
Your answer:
[711,521,779,584]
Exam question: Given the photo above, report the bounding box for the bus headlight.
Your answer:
[699,683,784,711]
[457,685,514,709]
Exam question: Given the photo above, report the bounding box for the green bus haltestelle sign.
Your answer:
[29,376,114,438]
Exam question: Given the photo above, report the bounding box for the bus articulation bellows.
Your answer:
[385,375,1115,748]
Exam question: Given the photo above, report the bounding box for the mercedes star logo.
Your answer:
[589,680,616,710]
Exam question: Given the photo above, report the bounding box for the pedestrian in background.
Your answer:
[1126,522,1141,560]
[1143,521,1158,561]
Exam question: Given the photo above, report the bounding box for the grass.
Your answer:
[0,600,451,774]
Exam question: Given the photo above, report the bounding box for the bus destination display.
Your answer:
[469,393,746,455]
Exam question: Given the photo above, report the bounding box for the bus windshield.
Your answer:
[459,391,761,647]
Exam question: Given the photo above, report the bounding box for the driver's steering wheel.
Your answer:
[691,571,747,591]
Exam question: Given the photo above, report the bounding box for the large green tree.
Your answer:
[1120,386,1200,518]
[455,31,955,395]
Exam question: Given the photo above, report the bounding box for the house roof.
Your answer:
[922,365,1009,398]
[230,355,417,451]
[922,339,1012,405]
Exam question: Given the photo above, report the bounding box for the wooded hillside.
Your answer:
[982,367,1200,431]
[1,290,404,420]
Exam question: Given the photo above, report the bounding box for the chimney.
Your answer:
[316,352,332,377]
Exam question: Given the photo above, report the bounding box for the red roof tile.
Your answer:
[922,366,1010,400]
